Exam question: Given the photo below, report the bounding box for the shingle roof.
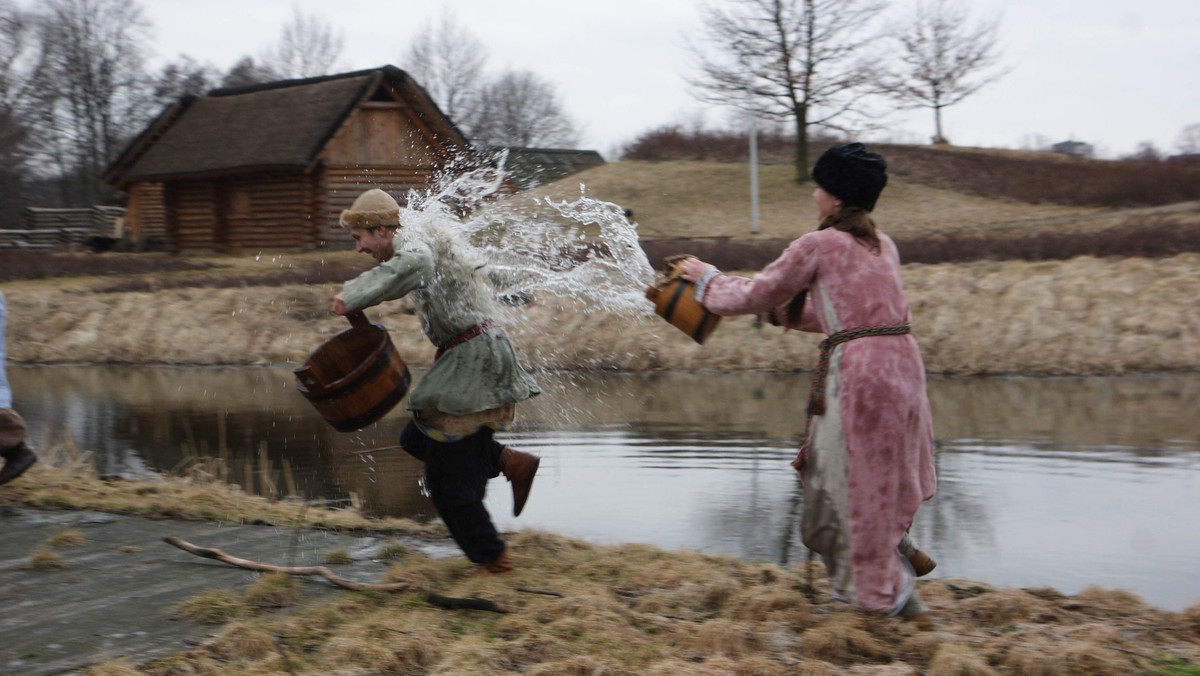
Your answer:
[492,147,607,189]
[106,66,467,184]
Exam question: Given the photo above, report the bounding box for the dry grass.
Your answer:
[76,524,1200,675]
[518,159,1118,241]
[24,547,65,570]
[1,429,442,536]
[243,571,299,611]
[45,528,88,547]
[173,588,246,624]
[4,438,1196,675]
[5,250,1200,375]
[322,548,353,565]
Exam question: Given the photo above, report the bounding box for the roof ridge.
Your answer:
[206,65,403,98]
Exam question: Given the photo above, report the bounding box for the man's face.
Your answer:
[351,226,396,263]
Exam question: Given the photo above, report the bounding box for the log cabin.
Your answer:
[104,66,477,252]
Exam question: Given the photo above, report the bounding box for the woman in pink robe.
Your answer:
[678,143,936,618]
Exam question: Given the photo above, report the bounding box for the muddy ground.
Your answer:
[0,505,459,676]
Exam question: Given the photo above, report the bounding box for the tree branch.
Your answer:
[162,535,509,613]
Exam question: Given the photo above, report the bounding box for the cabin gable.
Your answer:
[105,66,472,253]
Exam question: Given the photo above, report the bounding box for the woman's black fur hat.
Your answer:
[812,143,888,212]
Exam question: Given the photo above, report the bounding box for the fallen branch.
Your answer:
[163,536,508,613]
[516,586,564,597]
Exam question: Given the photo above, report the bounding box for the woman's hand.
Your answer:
[330,293,348,316]
[676,257,716,283]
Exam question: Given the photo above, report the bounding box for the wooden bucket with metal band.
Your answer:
[645,258,722,344]
[294,311,411,432]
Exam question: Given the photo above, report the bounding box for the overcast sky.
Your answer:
[133,0,1200,159]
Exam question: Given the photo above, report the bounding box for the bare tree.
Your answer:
[220,56,277,89]
[884,0,1006,144]
[0,0,42,222]
[688,0,889,182]
[471,70,580,149]
[402,8,486,126]
[258,7,344,80]
[1124,141,1163,162]
[32,0,153,204]
[0,0,40,113]
[152,56,218,107]
[1175,123,1200,155]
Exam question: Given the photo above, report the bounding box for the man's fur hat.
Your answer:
[339,189,401,229]
[812,143,888,212]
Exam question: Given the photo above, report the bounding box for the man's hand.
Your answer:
[330,293,348,316]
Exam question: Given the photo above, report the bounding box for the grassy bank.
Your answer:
[4,251,1199,375]
[7,440,1200,676]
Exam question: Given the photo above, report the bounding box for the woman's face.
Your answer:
[812,186,841,220]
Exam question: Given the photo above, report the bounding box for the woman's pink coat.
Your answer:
[700,228,936,612]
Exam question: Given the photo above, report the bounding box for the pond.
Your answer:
[9,365,1200,611]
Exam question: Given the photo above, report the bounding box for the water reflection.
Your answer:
[9,366,1200,610]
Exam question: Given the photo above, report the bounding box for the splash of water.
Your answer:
[393,152,657,318]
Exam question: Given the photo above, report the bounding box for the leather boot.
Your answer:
[471,548,513,576]
[0,442,38,487]
[907,549,937,577]
[498,447,539,517]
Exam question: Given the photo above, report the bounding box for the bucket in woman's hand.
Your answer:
[294,311,411,432]
[645,256,721,345]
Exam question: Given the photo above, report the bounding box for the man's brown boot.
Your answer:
[471,549,513,576]
[498,447,539,517]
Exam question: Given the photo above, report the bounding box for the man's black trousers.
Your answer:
[400,420,506,564]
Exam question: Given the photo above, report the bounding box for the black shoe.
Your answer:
[0,443,38,486]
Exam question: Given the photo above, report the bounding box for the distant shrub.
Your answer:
[897,216,1200,264]
[641,216,1200,270]
[874,143,1200,208]
[621,126,796,165]
[620,132,1200,208]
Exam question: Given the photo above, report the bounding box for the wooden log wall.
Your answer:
[164,174,311,252]
[222,176,310,251]
[167,182,218,251]
[315,164,437,248]
[127,183,167,245]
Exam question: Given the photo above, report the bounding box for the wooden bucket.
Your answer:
[294,311,411,432]
[646,273,722,345]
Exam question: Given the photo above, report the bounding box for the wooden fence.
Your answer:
[0,206,125,251]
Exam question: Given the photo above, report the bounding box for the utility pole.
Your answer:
[748,91,761,235]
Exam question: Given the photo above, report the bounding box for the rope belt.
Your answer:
[806,324,911,417]
[435,320,494,361]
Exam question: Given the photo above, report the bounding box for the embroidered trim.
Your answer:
[693,268,720,302]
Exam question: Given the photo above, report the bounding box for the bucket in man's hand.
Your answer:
[294,311,411,432]
[645,256,721,345]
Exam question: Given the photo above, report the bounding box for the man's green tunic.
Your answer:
[341,237,541,417]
